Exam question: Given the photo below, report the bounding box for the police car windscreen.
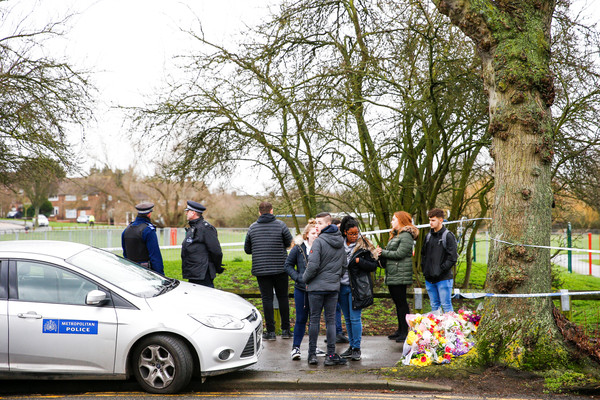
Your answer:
[66,248,169,297]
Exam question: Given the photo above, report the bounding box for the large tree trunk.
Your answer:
[433,0,570,369]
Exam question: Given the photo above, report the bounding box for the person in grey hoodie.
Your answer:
[302,212,347,366]
[284,220,323,360]
[245,201,293,340]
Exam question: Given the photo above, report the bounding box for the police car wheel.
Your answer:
[132,334,193,394]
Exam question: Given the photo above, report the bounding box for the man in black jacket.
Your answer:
[245,202,293,340]
[421,208,458,314]
[181,201,223,288]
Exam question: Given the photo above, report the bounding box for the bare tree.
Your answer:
[0,1,94,183]
[133,0,493,240]
[259,0,494,273]
[550,3,600,217]
[144,167,209,227]
[132,30,331,231]
[16,157,65,227]
[84,166,209,228]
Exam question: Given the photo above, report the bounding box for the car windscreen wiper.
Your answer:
[156,278,180,296]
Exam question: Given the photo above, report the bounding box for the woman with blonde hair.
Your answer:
[284,219,321,360]
[376,211,418,342]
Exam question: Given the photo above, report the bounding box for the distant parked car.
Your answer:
[7,210,19,218]
[76,215,89,223]
[36,215,49,227]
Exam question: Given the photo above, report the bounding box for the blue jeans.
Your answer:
[338,284,362,349]
[292,288,310,348]
[425,278,454,313]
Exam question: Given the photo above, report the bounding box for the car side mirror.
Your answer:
[86,290,108,306]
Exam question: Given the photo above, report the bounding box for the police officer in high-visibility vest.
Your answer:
[181,200,223,287]
[121,202,165,275]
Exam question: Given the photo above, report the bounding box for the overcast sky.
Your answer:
[3,0,599,194]
[4,0,276,193]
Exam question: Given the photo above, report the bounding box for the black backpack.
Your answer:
[424,228,455,251]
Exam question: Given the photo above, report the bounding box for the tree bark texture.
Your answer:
[433,0,570,369]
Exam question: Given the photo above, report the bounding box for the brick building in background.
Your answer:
[48,179,113,223]
[48,177,156,225]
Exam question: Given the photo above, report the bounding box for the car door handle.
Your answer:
[17,312,42,319]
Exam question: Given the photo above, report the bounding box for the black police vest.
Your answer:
[123,223,150,263]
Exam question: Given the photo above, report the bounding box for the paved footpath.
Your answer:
[0,220,26,232]
[203,335,451,392]
[554,253,600,278]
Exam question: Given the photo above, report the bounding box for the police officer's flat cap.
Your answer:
[185,200,206,213]
[135,202,154,214]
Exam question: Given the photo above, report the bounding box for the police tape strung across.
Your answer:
[490,237,600,254]
[454,290,600,299]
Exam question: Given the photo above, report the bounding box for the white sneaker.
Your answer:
[316,347,326,357]
[291,347,301,360]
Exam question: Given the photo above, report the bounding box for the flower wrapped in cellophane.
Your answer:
[401,309,480,366]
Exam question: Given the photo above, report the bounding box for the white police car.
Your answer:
[0,241,262,394]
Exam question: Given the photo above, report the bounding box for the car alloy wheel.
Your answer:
[132,334,193,394]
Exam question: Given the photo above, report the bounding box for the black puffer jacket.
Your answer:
[244,213,293,276]
[284,235,309,291]
[347,237,379,310]
[420,226,458,283]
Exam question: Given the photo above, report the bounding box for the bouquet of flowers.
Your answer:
[401,309,480,367]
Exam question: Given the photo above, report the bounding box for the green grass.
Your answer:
[455,261,488,289]
[162,255,600,337]
[553,268,600,335]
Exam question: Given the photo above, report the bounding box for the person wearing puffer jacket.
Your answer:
[338,216,378,362]
[376,211,418,343]
[244,201,293,340]
[284,220,320,360]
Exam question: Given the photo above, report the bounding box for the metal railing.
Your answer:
[0,226,250,258]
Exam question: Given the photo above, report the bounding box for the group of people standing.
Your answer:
[121,200,458,366]
[121,200,224,287]
[245,203,458,366]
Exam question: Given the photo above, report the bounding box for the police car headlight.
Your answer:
[190,314,245,330]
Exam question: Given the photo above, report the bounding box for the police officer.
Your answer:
[121,202,165,275]
[181,200,223,288]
